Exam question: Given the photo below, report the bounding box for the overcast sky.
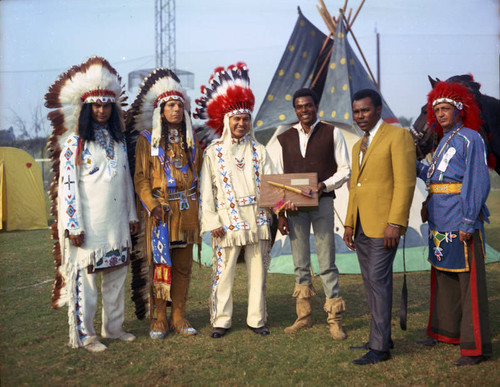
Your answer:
[0,0,498,137]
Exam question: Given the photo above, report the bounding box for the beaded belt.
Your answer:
[216,195,257,209]
[429,183,462,194]
[152,186,197,200]
[167,186,197,201]
[152,186,197,210]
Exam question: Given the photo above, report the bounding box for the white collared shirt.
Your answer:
[275,119,351,192]
[358,118,383,165]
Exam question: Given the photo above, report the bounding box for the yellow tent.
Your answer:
[0,147,47,231]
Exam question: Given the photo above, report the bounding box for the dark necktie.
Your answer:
[359,131,370,165]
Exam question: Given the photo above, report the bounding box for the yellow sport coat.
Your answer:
[344,122,416,238]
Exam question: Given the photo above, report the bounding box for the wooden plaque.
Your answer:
[259,173,318,208]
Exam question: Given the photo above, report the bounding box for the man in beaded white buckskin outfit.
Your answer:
[45,57,139,353]
[129,69,202,339]
[196,63,274,338]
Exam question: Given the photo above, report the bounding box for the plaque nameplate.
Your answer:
[259,173,318,207]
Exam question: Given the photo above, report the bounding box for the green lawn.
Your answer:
[0,226,499,386]
[485,188,500,251]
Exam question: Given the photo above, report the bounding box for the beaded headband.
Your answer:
[432,97,463,110]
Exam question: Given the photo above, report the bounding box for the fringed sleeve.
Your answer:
[134,134,160,213]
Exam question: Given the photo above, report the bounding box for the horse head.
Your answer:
[409,103,437,160]
[409,75,441,160]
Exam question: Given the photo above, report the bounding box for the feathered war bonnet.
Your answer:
[45,56,126,141]
[426,79,482,137]
[44,56,126,309]
[194,62,255,146]
[127,68,193,155]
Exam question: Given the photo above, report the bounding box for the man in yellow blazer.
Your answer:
[343,89,416,365]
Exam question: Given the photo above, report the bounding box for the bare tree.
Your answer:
[9,108,29,139]
[32,104,49,139]
[9,104,49,140]
[7,105,50,160]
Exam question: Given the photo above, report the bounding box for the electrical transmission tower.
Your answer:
[155,0,176,69]
[129,0,193,92]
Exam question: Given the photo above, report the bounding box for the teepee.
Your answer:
[197,1,500,273]
[258,3,499,273]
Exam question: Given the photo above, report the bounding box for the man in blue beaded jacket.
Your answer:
[416,80,491,366]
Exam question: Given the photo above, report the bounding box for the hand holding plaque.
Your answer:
[259,173,319,212]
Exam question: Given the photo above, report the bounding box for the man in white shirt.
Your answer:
[276,88,351,340]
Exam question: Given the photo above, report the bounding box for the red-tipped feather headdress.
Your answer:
[426,80,482,138]
[194,62,254,146]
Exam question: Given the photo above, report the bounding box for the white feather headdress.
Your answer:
[45,56,126,141]
[44,56,126,309]
[127,68,194,154]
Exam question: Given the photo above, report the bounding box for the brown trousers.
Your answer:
[150,245,193,330]
[170,246,193,325]
[427,230,492,356]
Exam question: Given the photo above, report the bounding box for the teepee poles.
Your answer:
[346,8,353,25]
[342,12,380,90]
[346,0,365,33]
[312,0,337,88]
[317,0,337,34]
[313,1,378,90]
[340,0,349,22]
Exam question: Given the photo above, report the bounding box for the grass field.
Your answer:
[484,188,500,251]
[1,187,499,385]
[1,222,499,386]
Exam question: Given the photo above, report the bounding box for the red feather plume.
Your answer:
[427,81,482,138]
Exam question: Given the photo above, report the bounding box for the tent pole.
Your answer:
[317,6,336,34]
[311,43,334,88]
[346,0,365,33]
[317,0,337,34]
[341,0,349,18]
[319,32,333,54]
[346,8,353,25]
[342,14,380,90]
[313,0,338,89]
[377,30,381,90]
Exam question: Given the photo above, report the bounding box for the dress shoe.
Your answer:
[455,355,485,366]
[210,327,227,338]
[248,325,270,336]
[417,338,438,347]
[353,350,390,365]
[350,339,394,350]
